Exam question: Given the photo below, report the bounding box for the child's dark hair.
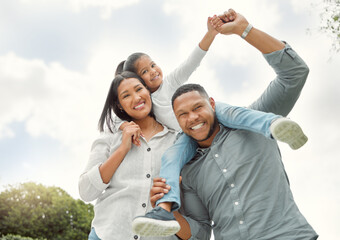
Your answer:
[98,71,155,132]
[115,53,149,75]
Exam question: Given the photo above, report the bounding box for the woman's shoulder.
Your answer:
[91,131,122,149]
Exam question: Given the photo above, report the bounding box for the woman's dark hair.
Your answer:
[115,53,149,75]
[98,71,155,132]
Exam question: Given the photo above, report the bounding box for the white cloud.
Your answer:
[17,0,140,19]
[0,52,98,144]
[68,0,140,18]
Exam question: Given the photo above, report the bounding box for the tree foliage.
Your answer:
[0,234,46,240]
[0,182,93,240]
[319,0,340,52]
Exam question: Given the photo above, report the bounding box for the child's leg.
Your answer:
[215,102,308,149]
[132,133,197,237]
[157,132,198,211]
[269,118,308,150]
[215,102,280,138]
[88,228,101,240]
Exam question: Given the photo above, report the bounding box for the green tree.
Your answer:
[319,0,340,52]
[0,234,46,240]
[0,182,93,240]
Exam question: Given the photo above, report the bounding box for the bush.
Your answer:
[0,182,93,240]
[0,234,46,240]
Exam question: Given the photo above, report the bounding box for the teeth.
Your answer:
[191,123,204,130]
[134,103,144,109]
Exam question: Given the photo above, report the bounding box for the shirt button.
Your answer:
[239,220,244,225]
[147,148,151,152]
[215,154,219,158]
[222,168,227,173]
[142,203,146,208]
[230,183,235,188]
[134,235,138,239]
[146,174,151,178]
[235,201,239,205]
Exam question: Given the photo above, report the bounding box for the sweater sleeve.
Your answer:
[248,42,309,117]
[78,132,115,202]
[165,45,207,91]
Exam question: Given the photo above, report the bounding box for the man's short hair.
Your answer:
[171,83,210,108]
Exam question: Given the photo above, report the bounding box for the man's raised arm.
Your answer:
[212,9,309,116]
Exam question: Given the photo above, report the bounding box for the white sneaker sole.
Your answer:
[132,217,180,237]
[271,118,308,150]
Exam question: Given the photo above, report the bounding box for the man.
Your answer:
[143,9,318,240]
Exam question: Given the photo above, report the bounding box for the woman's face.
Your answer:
[117,77,152,120]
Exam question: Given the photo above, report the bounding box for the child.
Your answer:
[114,17,308,237]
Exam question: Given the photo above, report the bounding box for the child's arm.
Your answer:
[199,16,220,51]
[165,17,220,91]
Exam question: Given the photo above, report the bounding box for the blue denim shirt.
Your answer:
[179,44,318,240]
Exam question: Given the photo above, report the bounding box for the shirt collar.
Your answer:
[196,124,231,152]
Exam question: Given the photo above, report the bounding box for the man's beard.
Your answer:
[195,115,219,143]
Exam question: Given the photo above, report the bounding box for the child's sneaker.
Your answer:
[270,118,308,150]
[132,206,180,237]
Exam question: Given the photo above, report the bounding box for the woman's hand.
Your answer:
[121,121,142,150]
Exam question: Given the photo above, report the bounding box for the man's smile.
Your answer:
[190,122,205,130]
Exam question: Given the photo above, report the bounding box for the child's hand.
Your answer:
[212,9,249,36]
[207,16,220,37]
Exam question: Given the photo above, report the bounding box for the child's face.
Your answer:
[135,55,163,93]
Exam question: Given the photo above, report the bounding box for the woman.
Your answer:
[78,71,184,240]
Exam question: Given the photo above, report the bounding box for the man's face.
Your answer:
[173,91,219,147]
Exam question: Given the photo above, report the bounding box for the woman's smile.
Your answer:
[134,101,145,110]
[118,78,152,120]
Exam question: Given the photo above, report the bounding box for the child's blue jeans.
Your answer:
[157,102,280,211]
[88,228,101,240]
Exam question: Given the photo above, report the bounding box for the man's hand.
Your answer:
[150,177,171,208]
[218,8,237,23]
[210,9,249,36]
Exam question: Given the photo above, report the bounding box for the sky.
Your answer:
[0,0,339,239]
